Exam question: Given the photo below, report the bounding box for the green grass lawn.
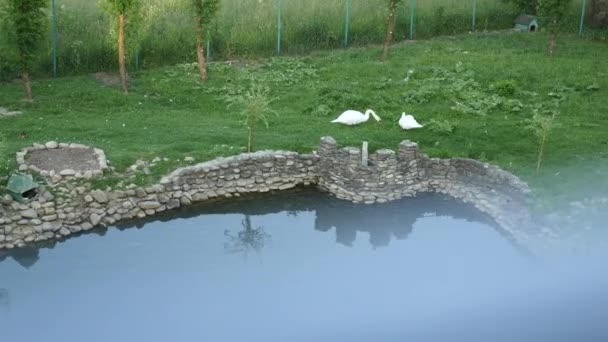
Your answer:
[1,32,607,211]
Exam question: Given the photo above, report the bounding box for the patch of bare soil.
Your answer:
[27,148,101,173]
[92,72,123,87]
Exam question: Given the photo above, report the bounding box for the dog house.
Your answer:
[6,173,38,202]
[514,14,539,32]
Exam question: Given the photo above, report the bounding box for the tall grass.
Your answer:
[0,0,592,80]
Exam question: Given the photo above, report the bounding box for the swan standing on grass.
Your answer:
[331,109,381,126]
[399,113,423,130]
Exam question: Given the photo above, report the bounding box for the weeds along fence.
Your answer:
[0,0,597,80]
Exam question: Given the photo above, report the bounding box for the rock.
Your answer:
[45,141,59,149]
[135,188,147,198]
[42,191,55,201]
[90,213,102,226]
[81,222,93,231]
[1,194,13,205]
[137,201,161,210]
[184,157,195,162]
[84,195,94,203]
[59,227,71,236]
[167,199,180,210]
[42,222,55,232]
[30,219,42,225]
[59,169,76,176]
[20,209,38,219]
[192,193,208,202]
[42,214,58,222]
[91,190,108,203]
[180,196,192,206]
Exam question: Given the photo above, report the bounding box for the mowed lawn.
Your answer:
[0,32,607,210]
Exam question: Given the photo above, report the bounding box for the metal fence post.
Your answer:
[277,0,283,55]
[135,49,140,70]
[472,0,477,33]
[409,0,415,40]
[579,0,587,37]
[206,29,211,62]
[51,0,57,78]
[344,0,351,48]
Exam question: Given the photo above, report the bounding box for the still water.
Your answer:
[1,190,607,342]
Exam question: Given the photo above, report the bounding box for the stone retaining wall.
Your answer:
[0,137,535,251]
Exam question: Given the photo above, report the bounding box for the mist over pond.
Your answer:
[1,190,606,341]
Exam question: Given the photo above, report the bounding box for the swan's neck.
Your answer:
[367,110,377,121]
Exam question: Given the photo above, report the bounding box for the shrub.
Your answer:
[226,81,278,153]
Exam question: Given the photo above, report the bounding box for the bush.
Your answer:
[428,119,456,134]
[491,79,518,97]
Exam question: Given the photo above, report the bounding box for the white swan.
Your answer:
[399,113,423,130]
[331,109,381,126]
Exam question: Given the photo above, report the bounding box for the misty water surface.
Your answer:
[0,191,607,342]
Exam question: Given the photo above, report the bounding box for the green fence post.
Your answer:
[277,0,283,55]
[135,48,140,70]
[472,0,477,33]
[51,0,57,78]
[206,29,211,62]
[409,0,415,40]
[344,0,351,48]
[579,0,587,37]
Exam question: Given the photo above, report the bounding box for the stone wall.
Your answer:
[316,136,534,245]
[0,137,535,251]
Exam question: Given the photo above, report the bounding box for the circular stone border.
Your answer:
[15,142,108,182]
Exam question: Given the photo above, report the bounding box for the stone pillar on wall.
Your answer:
[398,140,418,162]
[398,140,426,180]
[318,136,338,190]
[319,136,337,157]
[344,147,361,169]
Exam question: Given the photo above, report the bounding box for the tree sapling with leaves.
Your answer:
[192,0,220,82]
[105,0,139,93]
[6,0,49,101]
[381,0,401,61]
[226,82,277,153]
[527,109,559,173]
[537,0,572,57]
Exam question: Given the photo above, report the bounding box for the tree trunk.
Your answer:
[536,135,546,173]
[247,125,254,153]
[21,70,32,102]
[196,16,208,82]
[118,14,128,94]
[547,32,557,57]
[381,0,398,61]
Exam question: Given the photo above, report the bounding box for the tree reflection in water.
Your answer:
[224,215,272,261]
[0,288,8,308]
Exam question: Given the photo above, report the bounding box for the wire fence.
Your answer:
[0,0,601,80]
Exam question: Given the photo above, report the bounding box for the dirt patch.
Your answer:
[27,148,101,173]
[92,72,122,87]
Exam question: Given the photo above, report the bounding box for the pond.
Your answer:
[1,190,607,341]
